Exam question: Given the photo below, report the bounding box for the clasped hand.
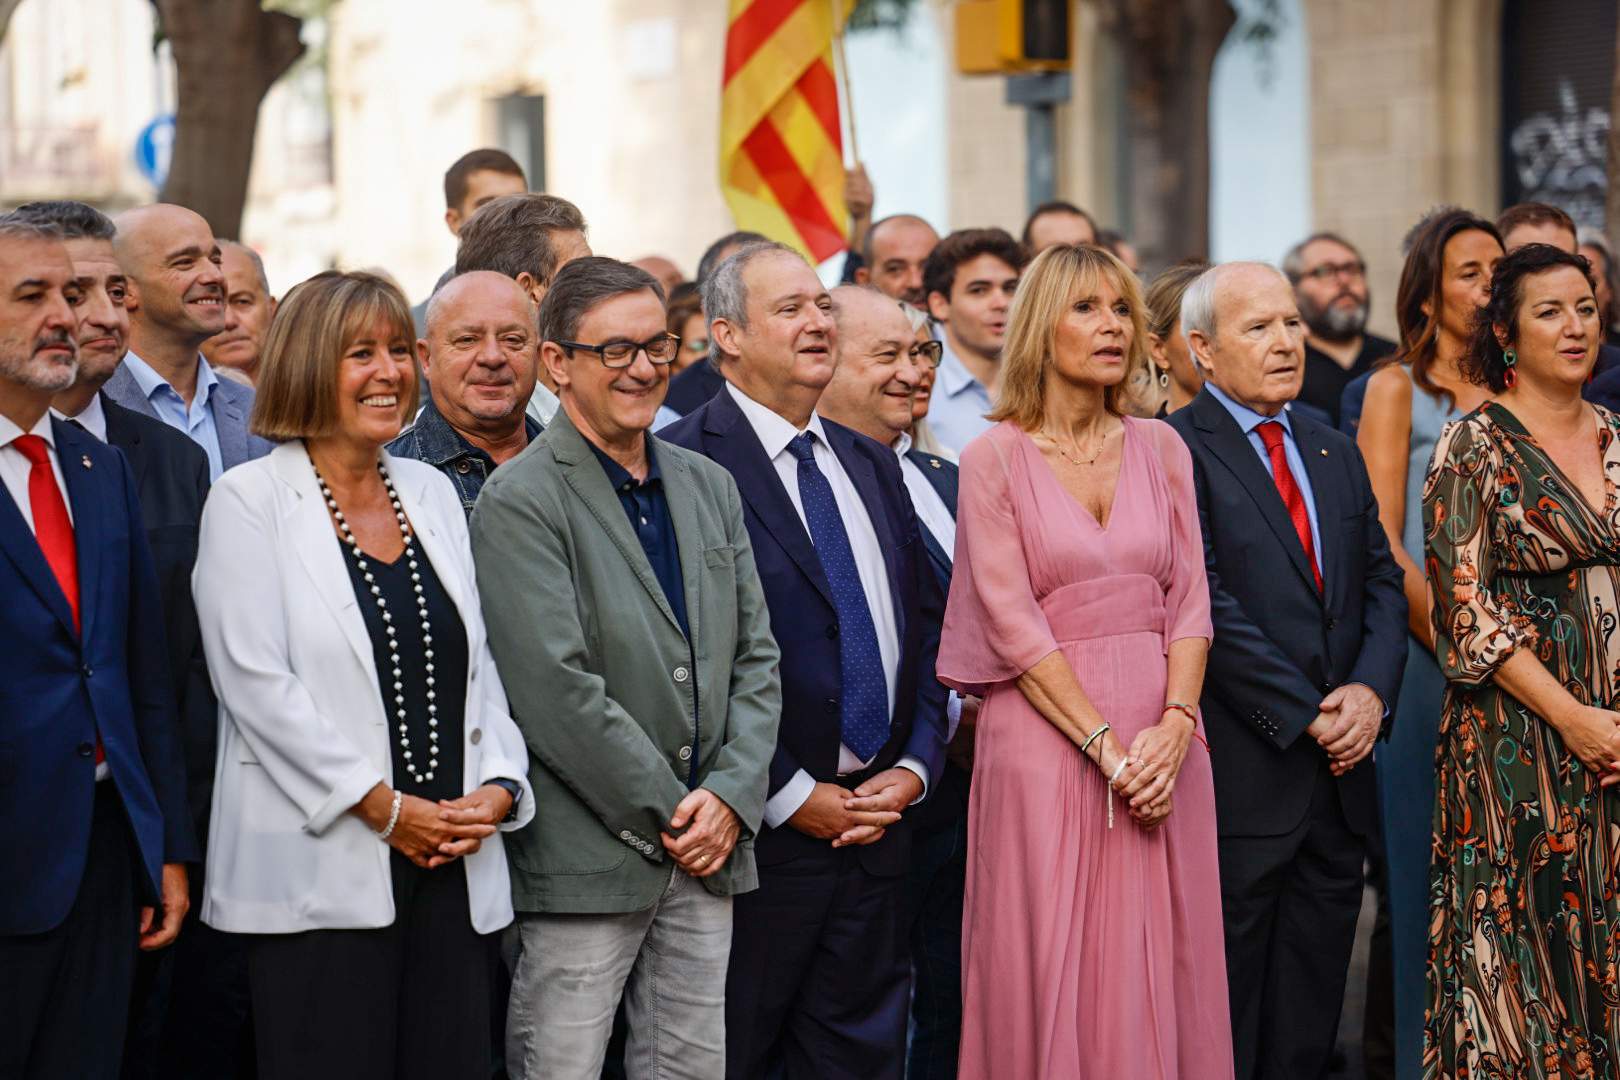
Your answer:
[357,782,510,869]
[1558,705,1620,786]
[1307,683,1383,776]
[1094,713,1195,830]
[788,768,922,849]
[661,788,742,878]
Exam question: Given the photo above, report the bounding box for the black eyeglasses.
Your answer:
[909,340,943,367]
[558,332,680,368]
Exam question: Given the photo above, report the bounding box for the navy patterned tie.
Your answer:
[787,432,890,761]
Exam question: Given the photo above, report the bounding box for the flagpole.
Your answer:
[833,3,859,165]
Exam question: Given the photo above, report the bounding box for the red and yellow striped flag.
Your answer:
[721,0,856,263]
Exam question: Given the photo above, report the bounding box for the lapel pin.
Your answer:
[929,458,942,469]
[81,455,93,469]
[1319,449,1328,457]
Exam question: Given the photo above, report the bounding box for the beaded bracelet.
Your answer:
[378,790,403,841]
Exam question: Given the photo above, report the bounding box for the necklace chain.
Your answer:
[313,460,439,784]
[1040,426,1110,467]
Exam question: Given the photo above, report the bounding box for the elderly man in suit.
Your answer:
[102,204,271,477]
[13,200,244,1078]
[471,257,781,1080]
[1165,262,1406,1080]
[813,284,965,1079]
[661,244,949,1080]
[0,217,196,1078]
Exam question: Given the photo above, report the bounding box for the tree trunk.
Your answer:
[155,0,304,240]
[1608,18,1620,257]
[1103,0,1235,269]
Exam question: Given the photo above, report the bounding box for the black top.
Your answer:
[587,439,689,638]
[342,536,469,802]
[1298,333,1397,428]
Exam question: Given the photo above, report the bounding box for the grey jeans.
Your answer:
[506,869,733,1080]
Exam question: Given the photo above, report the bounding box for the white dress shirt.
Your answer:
[50,392,108,443]
[0,411,73,533]
[525,383,561,428]
[722,383,928,826]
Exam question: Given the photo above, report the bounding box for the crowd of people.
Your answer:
[4,142,1620,1080]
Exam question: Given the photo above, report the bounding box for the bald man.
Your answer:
[199,240,276,384]
[387,271,543,516]
[631,255,685,295]
[853,215,939,306]
[103,205,271,477]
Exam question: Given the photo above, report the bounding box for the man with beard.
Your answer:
[104,205,271,478]
[1282,233,1396,428]
[0,216,196,1079]
[388,271,542,516]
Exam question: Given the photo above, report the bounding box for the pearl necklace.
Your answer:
[314,461,439,784]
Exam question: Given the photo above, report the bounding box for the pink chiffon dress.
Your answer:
[938,418,1233,1079]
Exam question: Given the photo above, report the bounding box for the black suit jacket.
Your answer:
[663,361,727,417]
[102,395,216,840]
[661,390,949,874]
[1167,389,1406,839]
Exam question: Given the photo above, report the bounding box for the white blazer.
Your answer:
[193,441,534,935]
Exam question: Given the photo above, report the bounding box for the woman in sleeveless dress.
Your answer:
[1355,209,1503,1079]
[939,244,1232,1079]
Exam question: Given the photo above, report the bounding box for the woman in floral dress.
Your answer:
[1422,242,1620,1078]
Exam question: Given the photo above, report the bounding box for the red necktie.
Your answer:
[1256,421,1323,593]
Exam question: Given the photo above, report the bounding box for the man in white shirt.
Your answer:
[660,243,948,1080]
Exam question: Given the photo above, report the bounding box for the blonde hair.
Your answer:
[250,271,420,441]
[987,244,1151,429]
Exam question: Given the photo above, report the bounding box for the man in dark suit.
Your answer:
[661,231,765,417]
[13,199,250,1078]
[662,244,948,1080]
[815,285,966,1079]
[102,204,272,478]
[1165,262,1406,1080]
[0,217,196,1078]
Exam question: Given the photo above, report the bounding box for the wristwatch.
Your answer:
[489,778,523,823]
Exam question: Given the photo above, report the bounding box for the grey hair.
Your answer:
[898,300,931,334]
[1279,231,1363,283]
[220,239,271,295]
[454,193,587,285]
[0,215,63,244]
[537,256,664,347]
[1181,261,1291,344]
[700,240,801,366]
[8,201,115,241]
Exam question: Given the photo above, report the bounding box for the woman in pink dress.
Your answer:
[939,244,1232,1079]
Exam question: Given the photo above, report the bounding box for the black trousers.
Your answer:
[123,867,254,1080]
[248,854,497,1080]
[904,796,968,1080]
[0,782,141,1080]
[1219,770,1368,1080]
[726,845,911,1080]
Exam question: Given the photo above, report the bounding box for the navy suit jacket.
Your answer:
[661,390,949,874]
[103,396,216,841]
[904,448,958,590]
[0,418,197,935]
[1167,389,1407,840]
[662,361,727,417]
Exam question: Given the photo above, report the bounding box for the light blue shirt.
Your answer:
[121,351,225,481]
[925,337,994,455]
[1205,382,1323,579]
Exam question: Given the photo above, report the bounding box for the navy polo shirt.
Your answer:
[587,439,689,638]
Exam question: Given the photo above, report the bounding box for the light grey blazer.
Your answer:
[470,408,781,915]
[105,361,274,472]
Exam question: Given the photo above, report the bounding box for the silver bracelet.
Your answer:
[1109,758,1129,785]
[378,790,403,840]
[1078,722,1111,757]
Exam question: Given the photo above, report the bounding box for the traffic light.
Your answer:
[955,0,1071,75]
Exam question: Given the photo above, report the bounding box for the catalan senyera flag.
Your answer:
[721,0,857,263]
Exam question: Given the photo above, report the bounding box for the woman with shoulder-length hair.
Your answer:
[1423,243,1620,1079]
[937,244,1231,1079]
[1351,208,1502,1077]
[193,271,534,1080]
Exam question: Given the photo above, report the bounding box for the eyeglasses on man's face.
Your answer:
[682,336,710,355]
[1301,261,1366,283]
[909,340,943,367]
[557,332,680,368]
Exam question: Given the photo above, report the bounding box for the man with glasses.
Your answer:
[1281,233,1396,428]
[471,257,781,1080]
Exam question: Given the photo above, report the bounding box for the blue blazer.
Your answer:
[104,362,274,472]
[904,448,958,592]
[0,418,197,934]
[661,390,949,874]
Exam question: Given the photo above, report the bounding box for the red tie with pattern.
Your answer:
[13,434,99,762]
[1255,421,1322,593]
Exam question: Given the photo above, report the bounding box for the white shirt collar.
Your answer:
[51,393,107,443]
[893,430,914,457]
[0,409,57,451]
[528,382,561,425]
[724,380,829,459]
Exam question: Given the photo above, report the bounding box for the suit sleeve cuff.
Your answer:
[763,769,816,829]
[945,692,964,742]
[897,755,930,804]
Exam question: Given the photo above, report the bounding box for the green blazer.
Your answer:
[470,408,781,914]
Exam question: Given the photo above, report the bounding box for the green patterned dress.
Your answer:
[1421,401,1620,1079]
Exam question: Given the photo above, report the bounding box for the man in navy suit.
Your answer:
[0,218,196,1078]
[815,285,967,1079]
[1166,262,1406,1080]
[662,245,948,1080]
[102,204,272,478]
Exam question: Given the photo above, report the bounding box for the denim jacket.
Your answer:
[386,398,542,518]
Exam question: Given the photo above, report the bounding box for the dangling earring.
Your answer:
[1157,366,1170,389]
[1503,347,1517,389]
